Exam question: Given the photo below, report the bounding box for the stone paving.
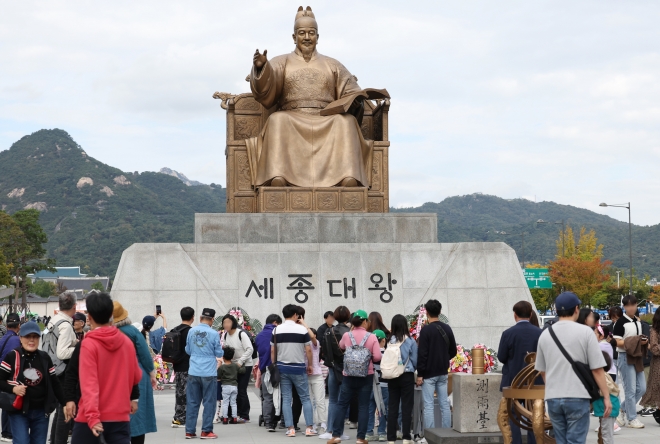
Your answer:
[145,387,660,444]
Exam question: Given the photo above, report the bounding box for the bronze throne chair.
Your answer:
[214,91,390,213]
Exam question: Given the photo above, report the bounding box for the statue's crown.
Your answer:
[294,6,317,29]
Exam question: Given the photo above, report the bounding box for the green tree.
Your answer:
[31,280,57,298]
[7,210,55,310]
[91,281,104,292]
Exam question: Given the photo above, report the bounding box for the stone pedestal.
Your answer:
[452,373,503,434]
[112,213,535,347]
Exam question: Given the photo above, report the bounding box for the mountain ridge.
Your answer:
[1,129,657,281]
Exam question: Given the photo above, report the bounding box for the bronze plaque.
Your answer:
[290,191,313,211]
[342,192,364,211]
[316,191,339,211]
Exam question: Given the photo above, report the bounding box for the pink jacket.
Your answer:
[339,327,382,375]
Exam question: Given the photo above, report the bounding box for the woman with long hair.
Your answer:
[385,314,418,444]
[115,303,158,444]
[577,308,595,327]
[640,310,660,413]
[326,310,382,444]
[319,306,351,441]
[367,312,391,337]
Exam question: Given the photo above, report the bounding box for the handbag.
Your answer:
[0,350,24,413]
[328,327,344,384]
[548,325,600,402]
[267,327,281,388]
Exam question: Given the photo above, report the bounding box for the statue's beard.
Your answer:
[297,42,316,61]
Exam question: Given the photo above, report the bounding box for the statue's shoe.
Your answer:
[270,177,287,187]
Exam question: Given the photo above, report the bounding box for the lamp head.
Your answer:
[599,203,608,207]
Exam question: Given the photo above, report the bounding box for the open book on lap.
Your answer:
[320,88,390,116]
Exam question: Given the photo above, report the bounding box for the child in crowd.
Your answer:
[593,351,620,444]
[366,329,389,441]
[595,325,621,434]
[217,347,246,424]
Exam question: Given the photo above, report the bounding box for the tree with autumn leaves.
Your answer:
[531,226,612,310]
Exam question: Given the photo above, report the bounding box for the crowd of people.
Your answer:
[499,293,660,444]
[0,291,657,444]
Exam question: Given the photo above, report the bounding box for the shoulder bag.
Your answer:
[0,350,24,413]
[548,325,600,402]
[267,328,281,388]
[328,327,344,384]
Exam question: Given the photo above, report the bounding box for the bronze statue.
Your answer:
[246,6,388,189]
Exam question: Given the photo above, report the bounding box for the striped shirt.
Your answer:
[271,320,311,375]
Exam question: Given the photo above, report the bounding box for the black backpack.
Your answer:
[224,329,258,360]
[161,325,190,364]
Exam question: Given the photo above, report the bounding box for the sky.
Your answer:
[1,1,659,225]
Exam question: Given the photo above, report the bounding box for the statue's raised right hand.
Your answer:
[253,49,268,69]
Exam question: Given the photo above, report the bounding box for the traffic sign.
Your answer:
[524,268,552,289]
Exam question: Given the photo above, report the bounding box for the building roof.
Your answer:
[57,277,108,292]
[31,267,87,279]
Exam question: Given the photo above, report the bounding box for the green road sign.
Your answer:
[524,268,552,289]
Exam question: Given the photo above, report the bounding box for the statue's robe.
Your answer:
[246,49,372,188]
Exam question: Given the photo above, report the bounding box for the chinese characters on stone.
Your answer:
[476,378,490,429]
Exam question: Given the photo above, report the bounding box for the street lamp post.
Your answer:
[600,202,633,296]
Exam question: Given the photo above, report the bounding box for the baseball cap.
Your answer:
[202,308,216,318]
[373,329,386,340]
[19,321,41,337]
[352,309,368,320]
[6,313,20,324]
[555,292,581,311]
[142,315,156,329]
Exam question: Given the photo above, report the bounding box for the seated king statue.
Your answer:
[246,6,388,189]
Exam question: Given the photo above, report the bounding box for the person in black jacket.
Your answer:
[497,301,542,444]
[416,300,457,430]
[171,307,194,428]
[0,321,66,444]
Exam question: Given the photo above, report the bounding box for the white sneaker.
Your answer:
[616,412,626,427]
[341,435,350,440]
[0,437,11,443]
[593,426,599,433]
[213,413,222,424]
[349,422,358,429]
[319,432,332,440]
[626,418,645,429]
[613,423,621,434]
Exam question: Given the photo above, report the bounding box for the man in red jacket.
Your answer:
[71,293,142,444]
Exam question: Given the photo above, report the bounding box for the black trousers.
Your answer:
[52,373,71,444]
[349,392,359,423]
[71,421,131,444]
[237,366,252,420]
[387,372,414,441]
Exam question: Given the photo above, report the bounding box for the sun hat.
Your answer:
[373,329,386,340]
[19,321,41,337]
[112,301,129,324]
[352,309,368,320]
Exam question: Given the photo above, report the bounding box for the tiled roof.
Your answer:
[31,267,87,279]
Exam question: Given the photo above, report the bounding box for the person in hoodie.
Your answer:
[0,313,21,443]
[71,293,142,444]
[185,308,224,440]
[255,314,282,432]
[113,302,158,444]
[0,321,66,444]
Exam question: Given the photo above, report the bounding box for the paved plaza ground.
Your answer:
[144,386,660,444]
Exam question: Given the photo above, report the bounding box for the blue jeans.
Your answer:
[367,385,388,436]
[617,353,646,421]
[8,409,48,444]
[422,375,451,429]
[280,373,314,428]
[332,375,374,440]
[326,369,341,433]
[186,376,217,434]
[546,398,591,444]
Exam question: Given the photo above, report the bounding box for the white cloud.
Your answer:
[0,0,659,225]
